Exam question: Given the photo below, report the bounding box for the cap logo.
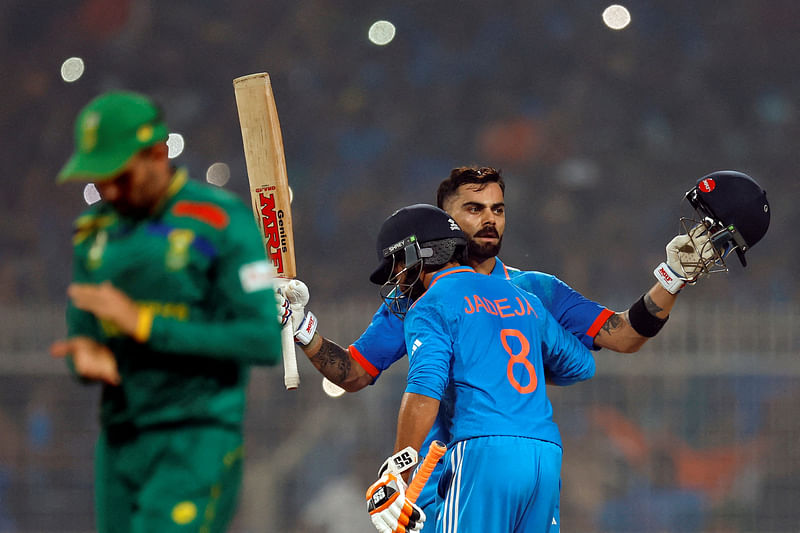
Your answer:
[448,218,459,231]
[699,178,716,193]
[137,124,154,143]
[79,111,100,153]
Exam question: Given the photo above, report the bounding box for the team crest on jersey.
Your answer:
[166,229,194,271]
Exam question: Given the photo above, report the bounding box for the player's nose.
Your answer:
[481,210,499,225]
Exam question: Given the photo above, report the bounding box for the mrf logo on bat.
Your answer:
[254,184,288,275]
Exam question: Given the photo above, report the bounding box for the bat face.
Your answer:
[253,184,290,276]
[234,71,300,390]
[233,72,297,279]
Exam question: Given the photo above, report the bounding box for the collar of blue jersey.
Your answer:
[490,257,512,280]
[428,265,476,287]
[407,266,475,314]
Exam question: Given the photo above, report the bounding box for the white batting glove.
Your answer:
[282,279,309,318]
[275,279,317,346]
[655,225,714,293]
[366,473,425,533]
[274,291,292,327]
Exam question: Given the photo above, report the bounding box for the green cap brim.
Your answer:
[56,125,168,183]
[57,150,133,183]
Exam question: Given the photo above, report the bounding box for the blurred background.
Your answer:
[1,1,799,532]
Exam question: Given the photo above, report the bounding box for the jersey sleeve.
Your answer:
[513,272,612,350]
[530,295,596,385]
[66,245,103,340]
[404,300,452,401]
[348,303,407,382]
[64,241,105,382]
[145,203,282,366]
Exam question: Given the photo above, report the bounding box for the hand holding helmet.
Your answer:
[654,170,770,294]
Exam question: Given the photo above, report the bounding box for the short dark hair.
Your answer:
[436,166,505,209]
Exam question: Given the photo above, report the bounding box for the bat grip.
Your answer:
[406,440,447,503]
[281,323,300,389]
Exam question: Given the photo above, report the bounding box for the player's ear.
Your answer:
[144,142,169,162]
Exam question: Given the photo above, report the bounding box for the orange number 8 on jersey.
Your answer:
[501,329,538,394]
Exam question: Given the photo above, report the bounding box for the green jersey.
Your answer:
[66,169,282,429]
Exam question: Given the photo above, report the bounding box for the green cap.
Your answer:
[57,91,169,183]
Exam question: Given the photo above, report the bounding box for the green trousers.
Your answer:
[94,423,244,533]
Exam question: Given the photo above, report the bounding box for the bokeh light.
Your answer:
[83,183,101,205]
[60,57,85,83]
[167,133,184,159]
[602,4,631,30]
[322,377,345,398]
[368,20,396,45]
[206,162,231,186]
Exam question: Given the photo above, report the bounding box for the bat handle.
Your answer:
[406,440,447,503]
[281,323,300,389]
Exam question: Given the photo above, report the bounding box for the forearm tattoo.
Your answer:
[309,338,351,385]
[600,312,626,336]
[643,293,664,316]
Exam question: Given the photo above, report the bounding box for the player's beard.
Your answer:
[468,228,503,262]
[109,168,165,218]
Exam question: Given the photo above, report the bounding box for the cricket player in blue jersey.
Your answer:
[366,203,595,532]
[281,167,718,532]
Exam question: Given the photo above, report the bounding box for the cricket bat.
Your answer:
[406,440,447,503]
[233,72,300,390]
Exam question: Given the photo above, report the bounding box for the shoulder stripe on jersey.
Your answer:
[348,345,380,378]
[172,201,230,230]
[586,308,614,338]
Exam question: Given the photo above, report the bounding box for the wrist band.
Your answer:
[294,311,317,346]
[654,262,685,294]
[628,294,668,337]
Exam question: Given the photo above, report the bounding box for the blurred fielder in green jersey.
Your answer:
[50,90,283,533]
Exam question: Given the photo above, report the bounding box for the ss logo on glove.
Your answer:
[392,450,415,471]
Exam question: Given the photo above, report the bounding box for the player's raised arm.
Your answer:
[281,205,443,392]
[279,281,407,392]
[594,170,769,353]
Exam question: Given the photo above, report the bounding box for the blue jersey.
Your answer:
[348,258,611,383]
[403,266,595,447]
[351,258,609,532]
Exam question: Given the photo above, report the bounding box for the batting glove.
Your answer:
[366,472,425,533]
[655,225,714,294]
[275,279,317,346]
[274,291,292,327]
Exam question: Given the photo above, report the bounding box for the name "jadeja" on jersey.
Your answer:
[463,295,538,317]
